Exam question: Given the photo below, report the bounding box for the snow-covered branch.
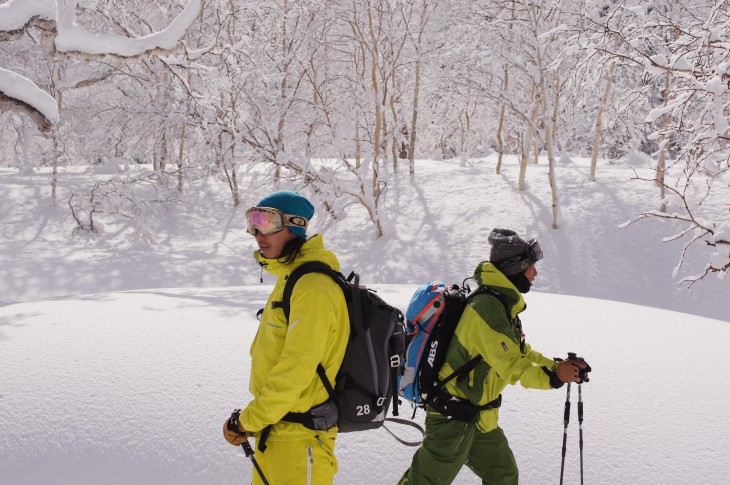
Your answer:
[0,0,201,131]
[54,0,201,58]
[0,68,59,132]
[597,1,730,284]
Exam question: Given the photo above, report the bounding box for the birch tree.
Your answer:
[610,1,730,281]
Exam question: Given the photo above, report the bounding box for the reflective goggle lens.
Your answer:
[529,240,543,263]
[246,208,284,235]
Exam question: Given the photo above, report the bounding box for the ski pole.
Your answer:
[578,383,584,485]
[559,382,571,485]
[241,440,269,485]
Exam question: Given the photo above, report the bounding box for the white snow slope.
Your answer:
[1,156,728,484]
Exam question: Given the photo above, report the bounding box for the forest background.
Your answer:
[1,0,728,301]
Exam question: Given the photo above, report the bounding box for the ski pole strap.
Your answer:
[383,417,426,446]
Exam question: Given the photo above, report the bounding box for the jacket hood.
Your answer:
[473,261,526,316]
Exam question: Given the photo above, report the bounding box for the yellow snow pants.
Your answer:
[252,432,338,485]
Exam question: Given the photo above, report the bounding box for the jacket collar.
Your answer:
[254,233,340,278]
[473,261,526,316]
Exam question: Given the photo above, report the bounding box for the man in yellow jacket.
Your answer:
[399,228,590,485]
[223,190,350,485]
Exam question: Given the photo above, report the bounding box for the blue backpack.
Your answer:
[399,281,511,417]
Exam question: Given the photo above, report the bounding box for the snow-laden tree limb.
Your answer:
[0,68,59,132]
[55,0,201,58]
[0,0,201,131]
[0,0,56,32]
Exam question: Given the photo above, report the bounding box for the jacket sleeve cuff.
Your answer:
[542,366,564,389]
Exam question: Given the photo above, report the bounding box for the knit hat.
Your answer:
[488,228,540,276]
[256,190,314,239]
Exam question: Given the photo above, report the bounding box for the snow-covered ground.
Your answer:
[1,156,728,484]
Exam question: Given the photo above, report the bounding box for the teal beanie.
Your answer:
[256,190,314,239]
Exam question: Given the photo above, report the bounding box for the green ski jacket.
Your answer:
[438,261,558,433]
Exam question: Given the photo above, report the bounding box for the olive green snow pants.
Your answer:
[399,410,518,485]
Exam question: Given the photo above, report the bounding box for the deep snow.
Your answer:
[1,287,729,484]
[0,155,728,484]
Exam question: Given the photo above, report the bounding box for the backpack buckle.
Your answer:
[390,355,401,367]
[376,397,386,407]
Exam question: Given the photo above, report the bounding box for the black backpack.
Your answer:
[274,261,406,433]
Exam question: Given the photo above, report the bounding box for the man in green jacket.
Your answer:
[399,228,590,485]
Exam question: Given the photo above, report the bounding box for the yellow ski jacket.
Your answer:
[438,261,558,433]
[239,234,350,442]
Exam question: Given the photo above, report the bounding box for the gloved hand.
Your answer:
[223,409,249,446]
[555,358,591,383]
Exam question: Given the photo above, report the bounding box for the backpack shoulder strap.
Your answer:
[276,261,350,321]
[468,285,512,323]
[274,261,351,401]
[433,286,512,388]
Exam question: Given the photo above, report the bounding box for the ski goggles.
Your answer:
[528,239,543,263]
[245,207,308,236]
[497,239,543,275]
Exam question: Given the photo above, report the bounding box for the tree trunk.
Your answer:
[230,142,239,207]
[159,128,168,171]
[51,132,60,202]
[50,89,63,203]
[590,15,621,181]
[390,102,398,172]
[274,0,290,182]
[367,3,382,202]
[496,102,507,174]
[551,71,561,150]
[518,133,528,191]
[535,39,559,228]
[656,137,668,212]
[529,89,540,165]
[590,63,615,181]
[355,120,362,169]
[177,123,186,192]
[408,59,421,177]
[497,0,516,175]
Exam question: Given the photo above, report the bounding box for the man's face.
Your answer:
[524,264,538,283]
[255,227,297,259]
